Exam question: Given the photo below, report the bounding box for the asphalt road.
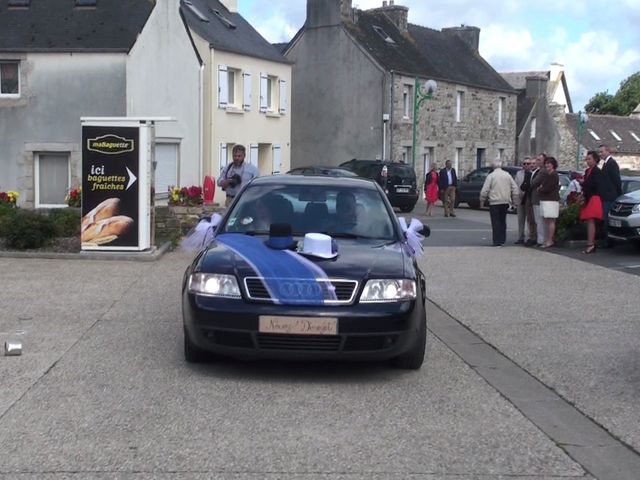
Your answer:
[1,209,639,478]
[407,201,640,276]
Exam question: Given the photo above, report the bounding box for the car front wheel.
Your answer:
[399,204,415,213]
[391,315,426,370]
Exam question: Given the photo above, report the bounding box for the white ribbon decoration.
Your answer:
[180,213,223,252]
[398,217,425,257]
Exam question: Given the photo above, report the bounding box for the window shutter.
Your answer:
[243,72,252,111]
[218,65,228,109]
[272,144,281,175]
[219,143,228,171]
[250,144,259,167]
[259,73,268,113]
[278,79,287,115]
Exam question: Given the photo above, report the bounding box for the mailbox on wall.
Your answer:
[80,118,159,252]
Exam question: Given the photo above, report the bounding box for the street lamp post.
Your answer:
[575,111,589,169]
[412,78,437,169]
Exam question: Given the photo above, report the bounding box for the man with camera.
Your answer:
[217,144,260,206]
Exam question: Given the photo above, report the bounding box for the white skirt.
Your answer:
[540,201,559,219]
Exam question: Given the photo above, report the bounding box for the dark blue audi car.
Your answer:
[182,175,428,369]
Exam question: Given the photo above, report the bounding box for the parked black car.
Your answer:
[455,166,521,209]
[182,175,429,369]
[287,166,359,177]
[339,159,419,212]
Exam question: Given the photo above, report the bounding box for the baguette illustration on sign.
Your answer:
[81,198,134,247]
[87,135,135,155]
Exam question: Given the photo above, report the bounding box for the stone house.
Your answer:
[501,64,574,164]
[555,111,640,172]
[181,0,292,205]
[283,0,517,182]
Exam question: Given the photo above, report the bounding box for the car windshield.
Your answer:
[221,184,397,240]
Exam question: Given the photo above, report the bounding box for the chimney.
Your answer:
[525,76,548,99]
[442,25,481,52]
[307,0,353,28]
[370,0,408,33]
[219,0,237,13]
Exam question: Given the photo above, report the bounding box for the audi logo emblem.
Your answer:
[278,281,323,299]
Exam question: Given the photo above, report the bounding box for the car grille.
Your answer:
[257,334,341,351]
[611,202,634,217]
[244,277,358,304]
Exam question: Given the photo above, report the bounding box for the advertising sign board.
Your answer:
[81,120,153,251]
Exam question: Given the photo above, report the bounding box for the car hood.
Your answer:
[197,236,410,280]
[617,189,640,204]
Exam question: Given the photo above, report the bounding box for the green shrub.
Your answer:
[556,204,582,242]
[0,202,16,218]
[48,208,81,237]
[4,210,57,249]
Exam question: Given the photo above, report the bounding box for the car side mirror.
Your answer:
[420,225,430,238]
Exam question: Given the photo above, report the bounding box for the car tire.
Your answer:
[391,314,426,370]
[184,328,210,363]
[468,200,481,209]
[399,204,415,213]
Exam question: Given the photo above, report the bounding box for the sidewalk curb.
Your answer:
[0,241,172,262]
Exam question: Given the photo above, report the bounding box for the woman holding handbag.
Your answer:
[579,151,604,254]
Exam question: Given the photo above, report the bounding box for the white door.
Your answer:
[272,145,281,175]
[155,143,179,198]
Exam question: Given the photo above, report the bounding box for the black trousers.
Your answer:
[489,204,509,245]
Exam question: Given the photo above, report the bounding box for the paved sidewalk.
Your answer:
[420,246,640,455]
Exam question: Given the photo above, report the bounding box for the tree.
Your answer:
[585,72,640,116]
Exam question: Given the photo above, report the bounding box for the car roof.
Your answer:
[249,174,379,189]
[621,175,640,181]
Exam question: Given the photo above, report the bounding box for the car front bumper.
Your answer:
[607,214,640,241]
[183,292,425,361]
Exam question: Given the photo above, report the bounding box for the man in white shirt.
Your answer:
[480,160,520,246]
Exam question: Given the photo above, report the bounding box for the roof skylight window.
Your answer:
[630,131,640,142]
[610,130,622,141]
[184,1,209,22]
[75,0,97,6]
[212,9,237,29]
[588,129,601,141]
[373,26,396,45]
[8,0,31,6]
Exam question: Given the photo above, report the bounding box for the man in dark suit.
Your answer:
[598,144,623,247]
[438,160,458,217]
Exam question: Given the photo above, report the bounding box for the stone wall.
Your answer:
[390,74,517,182]
[154,204,225,244]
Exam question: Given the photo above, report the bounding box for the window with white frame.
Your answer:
[498,148,504,160]
[155,142,179,199]
[402,146,412,164]
[0,61,20,96]
[498,97,505,126]
[530,117,537,139]
[423,146,435,175]
[36,153,69,207]
[403,84,413,119]
[456,91,464,122]
[227,68,236,106]
[218,65,244,109]
[259,73,286,115]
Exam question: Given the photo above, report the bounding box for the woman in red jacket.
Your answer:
[424,165,439,216]
[579,151,604,254]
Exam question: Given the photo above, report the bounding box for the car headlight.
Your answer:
[188,273,241,298]
[360,279,416,303]
[632,204,640,214]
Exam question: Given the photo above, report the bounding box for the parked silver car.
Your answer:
[608,187,640,245]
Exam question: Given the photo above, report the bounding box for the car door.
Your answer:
[458,168,490,203]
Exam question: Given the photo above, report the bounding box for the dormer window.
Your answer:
[610,130,622,141]
[373,26,396,45]
[588,129,601,141]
